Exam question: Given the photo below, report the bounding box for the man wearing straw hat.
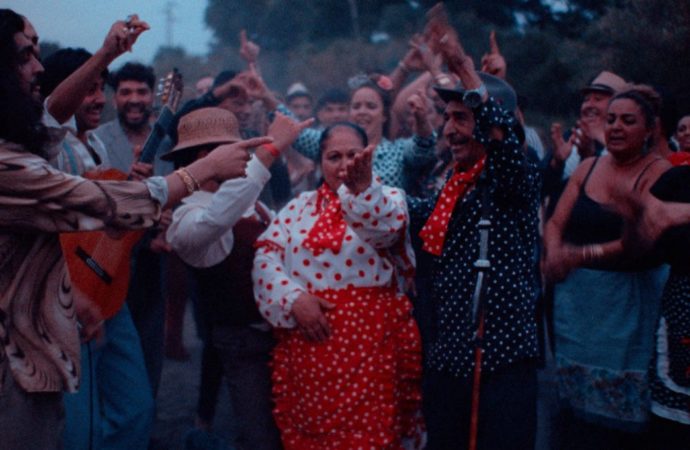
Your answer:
[165,107,311,450]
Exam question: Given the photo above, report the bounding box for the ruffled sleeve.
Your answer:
[338,179,408,250]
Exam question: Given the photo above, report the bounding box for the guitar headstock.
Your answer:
[155,68,184,114]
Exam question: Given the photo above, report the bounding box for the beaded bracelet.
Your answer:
[175,167,200,195]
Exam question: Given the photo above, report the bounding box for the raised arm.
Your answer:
[339,145,409,249]
[47,16,149,124]
[167,114,312,266]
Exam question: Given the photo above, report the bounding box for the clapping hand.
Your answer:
[402,34,440,73]
[550,122,573,167]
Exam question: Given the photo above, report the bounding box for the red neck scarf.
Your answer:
[419,157,486,256]
[669,151,690,167]
[303,184,347,256]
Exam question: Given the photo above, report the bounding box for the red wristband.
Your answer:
[262,143,281,158]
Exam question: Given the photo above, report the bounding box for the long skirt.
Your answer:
[554,266,667,431]
[271,286,423,449]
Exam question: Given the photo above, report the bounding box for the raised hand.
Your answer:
[233,71,268,100]
[239,29,260,67]
[480,31,507,79]
[550,122,573,167]
[407,90,427,118]
[344,145,374,194]
[291,292,336,342]
[101,14,150,60]
[424,2,450,54]
[408,90,433,137]
[267,112,315,152]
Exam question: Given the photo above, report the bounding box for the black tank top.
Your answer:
[563,157,623,245]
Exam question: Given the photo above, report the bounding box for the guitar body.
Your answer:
[60,69,182,320]
[60,168,145,319]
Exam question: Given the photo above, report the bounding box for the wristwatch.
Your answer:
[462,83,487,108]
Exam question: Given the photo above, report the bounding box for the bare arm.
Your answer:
[47,16,149,123]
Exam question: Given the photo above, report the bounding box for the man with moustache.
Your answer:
[95,62,171,399]
[40,38,157,448]
[542,71,628,217]
[407,28,541,449]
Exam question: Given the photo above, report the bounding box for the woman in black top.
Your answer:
[544,89,671,449]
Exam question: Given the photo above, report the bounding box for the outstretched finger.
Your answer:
[240,29,247,45]
[297,117,316,131]
[236,136,274,149]
[489,30,500,54]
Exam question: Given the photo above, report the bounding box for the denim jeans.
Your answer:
[63,305,154,450]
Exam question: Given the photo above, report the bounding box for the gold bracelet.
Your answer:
[174,168,199,195]
[591,244,605,260]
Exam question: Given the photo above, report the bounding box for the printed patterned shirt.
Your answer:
[253,180,414,328]
[0,140,163,393]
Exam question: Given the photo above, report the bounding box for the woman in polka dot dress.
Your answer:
[252,123,423,449]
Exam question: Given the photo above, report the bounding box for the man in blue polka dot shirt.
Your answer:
[407,25,541,450]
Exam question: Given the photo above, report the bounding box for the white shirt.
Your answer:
[166,156,272,268]
[252,180,415,329]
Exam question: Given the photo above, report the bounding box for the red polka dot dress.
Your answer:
[253,180,423,449]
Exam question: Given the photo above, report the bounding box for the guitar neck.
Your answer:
[138,106,175,164]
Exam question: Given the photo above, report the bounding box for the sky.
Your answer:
[4,0,213,64]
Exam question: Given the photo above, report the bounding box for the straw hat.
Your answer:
[162,107,242,161]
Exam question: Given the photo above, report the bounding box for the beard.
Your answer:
[117,104,152,131]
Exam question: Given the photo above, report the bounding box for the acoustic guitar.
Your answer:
[60,69,183,319]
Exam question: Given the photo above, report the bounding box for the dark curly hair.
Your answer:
[0,9,50,156]
[108,62,155,91]
[40,48,108,99]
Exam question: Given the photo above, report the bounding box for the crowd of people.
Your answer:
[1,3,690,450]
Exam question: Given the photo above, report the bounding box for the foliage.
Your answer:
[147,0,690,138]
[585,0,690,113]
